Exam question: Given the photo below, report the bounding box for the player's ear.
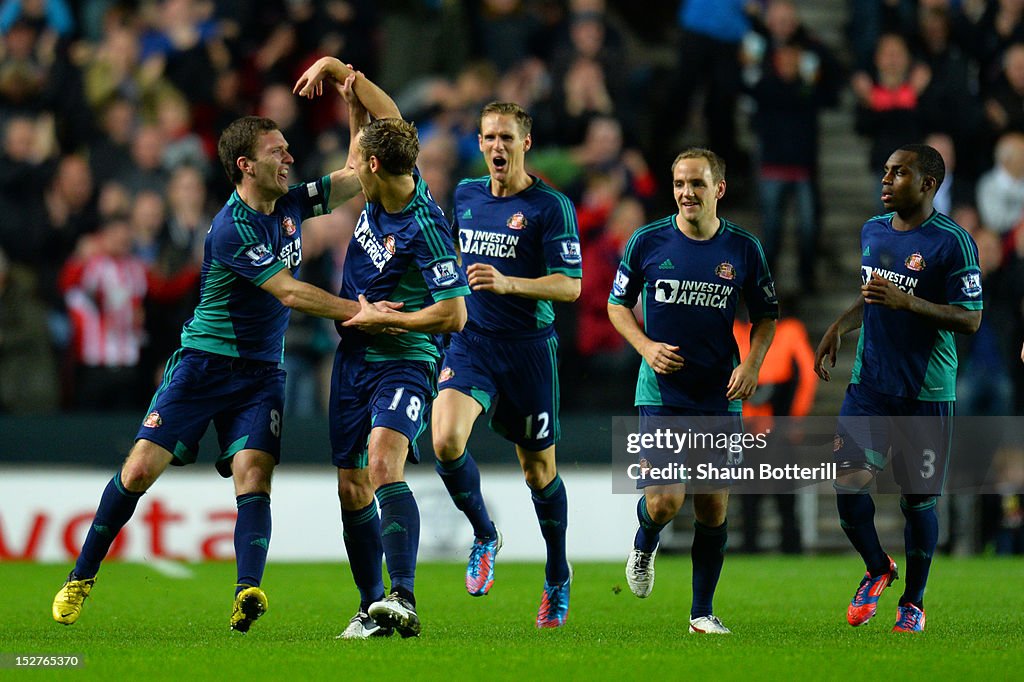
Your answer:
[716,179,727,200]
[523,133,532,153]
[921,174,936,194]
[236,156,251,176]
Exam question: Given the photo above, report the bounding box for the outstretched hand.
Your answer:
[293,57,348,99]
[813,327,840,381]
[342,295,406,335]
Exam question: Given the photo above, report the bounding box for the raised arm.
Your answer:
[293,56,401,120]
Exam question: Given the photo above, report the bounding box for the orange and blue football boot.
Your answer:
[535,564,572,628]
[466,527,503,596]
[892,603,926,633]
[847,556,898,626]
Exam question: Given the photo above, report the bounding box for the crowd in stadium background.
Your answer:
[1,1,1023,549]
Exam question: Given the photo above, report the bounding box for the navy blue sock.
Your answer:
[234,493,271,595]
[435,451,496,540]
[74,472,144,578]
[341,499,385,612]
[899,496,938,608]
[531,475,569,585]
[691,520,727,619]
[634,496,669,553]
[836,489,890,576]
[376,482,419,605]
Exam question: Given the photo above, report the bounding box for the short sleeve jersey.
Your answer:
[338,171,470,363]
[180,177,332,363]
[609,216,779,412]
[851,210,983,401]
[452,175,582,336]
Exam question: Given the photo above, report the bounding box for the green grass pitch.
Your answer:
[4,557,1022,680]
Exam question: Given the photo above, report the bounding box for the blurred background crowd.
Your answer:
[1,0,1022,553]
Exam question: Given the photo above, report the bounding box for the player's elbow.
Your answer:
[960,312,982,335]
[438,299,467,333]
[562,278,582,303]
[277,291,302,310]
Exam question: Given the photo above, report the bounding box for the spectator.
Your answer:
[984,42,1024,141]
[656,0,750,176]
[88,95,137,186]
[59,215,198,409]
[977,131,1024,235]
[926,132,969,215]
[115,124,168,195]
[39,154,99,306]
[0,113,56,264]
[748,32,834,294]
[0,246,59,412]
[853,33,930,173]
[82,23,180,121]
[155,91,210,175]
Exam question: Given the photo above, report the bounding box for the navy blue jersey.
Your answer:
[609,216,778,412]
[453,175,581,335]
[181,177,332,363]
[338,171,470,362]
[851,211,982,401]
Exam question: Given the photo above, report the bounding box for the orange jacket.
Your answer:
[733,318,817,418]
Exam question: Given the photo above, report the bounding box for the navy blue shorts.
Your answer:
[634,405,745,489]
[329,347,435,469]
[834,383,953,495]
[136,348,286,478]
[439,327,561,451]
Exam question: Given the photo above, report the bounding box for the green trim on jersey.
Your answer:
[182,261,244,357]
[622,217,674,266]
[535,300,554,327]
[865,448,886,470]
[252,260,286,286]
[547,266,583,277]
[547,335,562,442]
[850,325,865,385]
[723,221,772,281]
[634,294,663,405]
[365,263,439,363]
[917,329,958,401]
[535,183,577,239]
[933,214,978,269]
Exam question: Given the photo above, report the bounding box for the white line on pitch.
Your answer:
[148,559,194,579]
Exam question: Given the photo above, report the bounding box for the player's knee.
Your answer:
[337,472,373,509]
[522,460,556,490]
[645,493,684,524]
[431,432,464,462]
[368,457,402,488]
[119,459,158,492]
[835,463,874,492]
